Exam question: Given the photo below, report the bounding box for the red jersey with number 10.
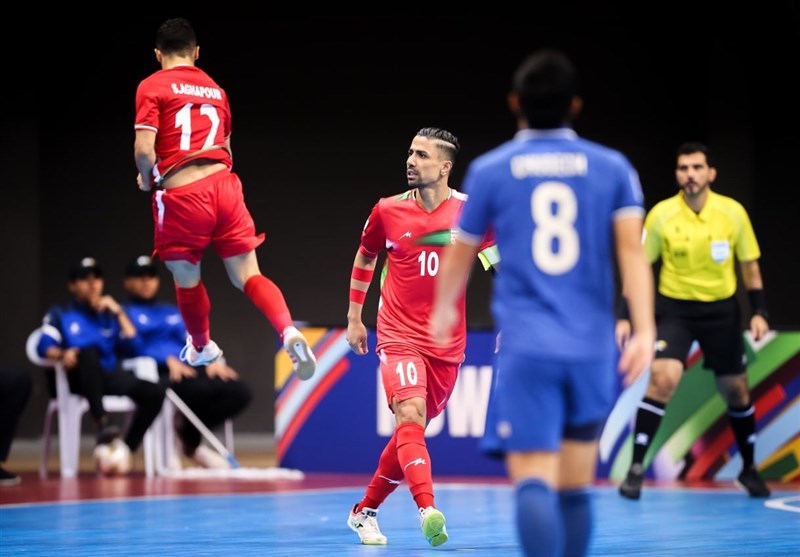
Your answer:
[134,65,233,183]
[359,189,496,363]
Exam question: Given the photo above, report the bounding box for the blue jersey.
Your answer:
[458,128,644,361]
[122,299,187,365]
[37,302,129,371]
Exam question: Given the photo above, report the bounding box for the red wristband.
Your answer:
[350,288,367,304]
[351,266,374,283]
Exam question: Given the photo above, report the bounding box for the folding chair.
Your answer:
[25,327,163,479]
[157,391,236,473]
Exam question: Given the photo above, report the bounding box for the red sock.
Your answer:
[357,433,403,511]
[243,275,293,335]
[175,282,211,349]
[396,422,434,510]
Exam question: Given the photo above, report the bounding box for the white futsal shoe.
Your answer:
[347,504,388,545]
[191,445,232,470]
[419,506,448,547]
[282,326,317,380]
[179,336,223,367]
[94,439,132,476]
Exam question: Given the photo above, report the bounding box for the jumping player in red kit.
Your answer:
[133,17,315,380]
[345,127,498,547]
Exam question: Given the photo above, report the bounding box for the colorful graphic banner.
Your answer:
[276,328,800,481]
[600,331,800,483]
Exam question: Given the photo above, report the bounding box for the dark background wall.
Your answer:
[3,12,799,438]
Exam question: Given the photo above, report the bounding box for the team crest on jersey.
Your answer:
[450,229,458,244]
[416,230,454,247]
[710,240,730,263]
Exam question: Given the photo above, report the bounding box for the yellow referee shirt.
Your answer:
[644,190,761,301]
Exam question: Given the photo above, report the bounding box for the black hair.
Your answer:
[512,49,579,129]
[676,141,714,167]
[155,18,197,56]
[416,127,460,162]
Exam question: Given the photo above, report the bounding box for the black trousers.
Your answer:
[45,348,166,452]
[0,364,33,461]
[158,364,252,454]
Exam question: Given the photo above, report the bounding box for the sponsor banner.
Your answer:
[275,328,504,475]
[277,329,800,482]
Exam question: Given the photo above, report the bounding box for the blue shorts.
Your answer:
[480,352,617,455]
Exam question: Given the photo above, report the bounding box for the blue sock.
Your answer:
[516,478,561,557]
[559,487,592,557]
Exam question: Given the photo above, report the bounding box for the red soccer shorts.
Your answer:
[379,347,459,420]
[152,169,265,264]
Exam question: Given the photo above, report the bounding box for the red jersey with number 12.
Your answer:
[359,189,495,363]
[134,65,233,183]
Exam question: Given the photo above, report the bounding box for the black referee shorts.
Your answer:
[654,294,746,376]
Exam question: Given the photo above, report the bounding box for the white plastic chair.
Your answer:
[25,327,163,479]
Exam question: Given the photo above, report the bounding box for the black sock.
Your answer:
[95,414,110,432]
[631,397,667,466]
[728,405,756,468]
[95,415,120,445]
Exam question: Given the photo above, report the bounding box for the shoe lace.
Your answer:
[361,514,382,534]
[354,510,382,533]
[419,507,428,527]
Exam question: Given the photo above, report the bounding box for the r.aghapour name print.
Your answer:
[170,83,222,100]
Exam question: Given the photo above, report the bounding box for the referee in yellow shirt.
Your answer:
[617,141,771,499]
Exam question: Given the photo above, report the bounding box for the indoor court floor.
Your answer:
[2,471,799,556]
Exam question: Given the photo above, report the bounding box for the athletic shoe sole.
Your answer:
[421,509,448,547]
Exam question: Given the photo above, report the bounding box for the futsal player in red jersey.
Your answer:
[133,18,315,380]
[345,127,498,547]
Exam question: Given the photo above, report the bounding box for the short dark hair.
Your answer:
[155,18,197,56]
[416,127,460,162]
[512,49,579,129]
[676,141,714,167]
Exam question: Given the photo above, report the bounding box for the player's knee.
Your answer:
[716,374,750,406]
[394,402,425,425]
[648,363,682,400]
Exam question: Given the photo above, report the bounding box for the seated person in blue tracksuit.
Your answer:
[121,255,252,468]
[36,257,166,469]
